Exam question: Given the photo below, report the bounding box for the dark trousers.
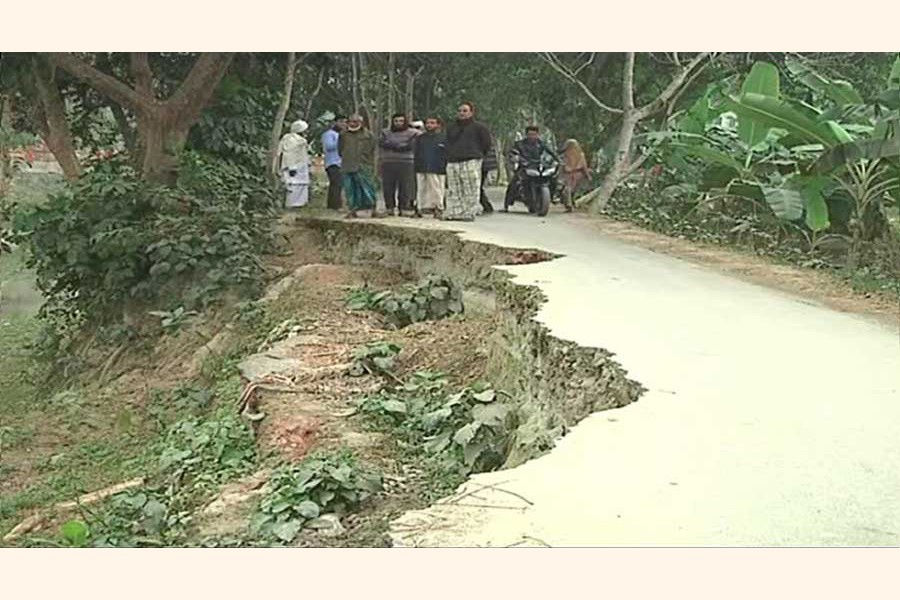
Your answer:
[326,165,343,210]
[382,162,416,212]
[480,169,494,213]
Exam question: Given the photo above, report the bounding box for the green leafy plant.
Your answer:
[82,486,192,548]
[257,318,308,351]
[358,370,449,428]
[419,384,515,473]
[157,408,256,490]
[724,57,899,250]
[59,519,90,547]
[254,450,382,543]
[349,341,402,378]
[346,275,465,329]
[359,373,515,475]
[10,154,277,362]
[147,306,200,334]
[344,285,390,311]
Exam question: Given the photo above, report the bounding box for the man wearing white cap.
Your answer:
[275,119,311,209]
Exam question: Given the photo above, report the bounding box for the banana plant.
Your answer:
[666,56,900,248]
[726,55,900,246]
[659,63,831,232]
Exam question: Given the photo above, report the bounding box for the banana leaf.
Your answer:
[813,137,900,174]
[725,93,841,148]
[699,165,741,191]
[763,186,804,221]
[668,141,744,171]
[797,176,831,231]
[738,62,781,147]
[725,180,766,203]
[785,58,864,107]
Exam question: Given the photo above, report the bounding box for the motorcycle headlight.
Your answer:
[525,169,540,176]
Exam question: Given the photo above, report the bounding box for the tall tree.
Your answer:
[268,52,301,185]
[543,52,711,210]
[29,55,83,180]
[47,52,235,184]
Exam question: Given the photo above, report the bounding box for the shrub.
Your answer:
[11,154,278,351]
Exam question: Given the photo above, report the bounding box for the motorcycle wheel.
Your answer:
[537,186,550,217]
[526,188,538,213]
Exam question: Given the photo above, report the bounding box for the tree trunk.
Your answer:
[49,52,234,184]
[585,53,636,212]
[136,110,184,187]
[304,65,326,123]
[268,52,297,185]
[405,70,414,119]
[351,53,361,113]
[587,111,638,212]
[545,52,710,211]
[496,139,507,185]
[387,53,396,117]
[30,57,81,180]
[1,96,12,196]
[425,74,434,116]
[358,53,371,126]
[110,103,137,158]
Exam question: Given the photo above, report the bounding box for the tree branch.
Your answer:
[539,52,623,115]
[166,53,235,127]
[30,56,82,180]
[573,52,596,76]
[622,52,636,111]
[46,52,147,113]
[636,52,710,119]
[129,52,153,98]
[305,65,327,123]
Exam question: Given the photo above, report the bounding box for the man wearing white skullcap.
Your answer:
[276,119,311,209]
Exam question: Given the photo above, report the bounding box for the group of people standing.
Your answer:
[275,101,591,220]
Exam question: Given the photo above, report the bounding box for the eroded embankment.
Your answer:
[300,218,645,468]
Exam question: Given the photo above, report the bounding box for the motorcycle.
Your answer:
[504,150,560,217]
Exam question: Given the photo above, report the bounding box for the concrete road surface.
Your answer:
[378,193,900,547]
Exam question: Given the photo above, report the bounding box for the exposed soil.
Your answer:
[3,214,642,547]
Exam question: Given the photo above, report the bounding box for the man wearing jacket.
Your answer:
[503,125,557,210]
[378,113,419,217]
[444,101,492,221]
[414,116,448,217]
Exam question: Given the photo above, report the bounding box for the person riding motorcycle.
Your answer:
[503,125,559,210]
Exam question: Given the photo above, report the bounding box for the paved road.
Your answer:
[385,193,900,547]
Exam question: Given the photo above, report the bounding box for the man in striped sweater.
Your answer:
[378,113,420,217]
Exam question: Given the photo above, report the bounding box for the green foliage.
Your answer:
[254,450,382,543]
[659,56,900,247]
[59,520,90,547]
[256,318,306,352]
[359,371,514,475]
[188,77,279,172]
[147,306,199,334]
[177,149,276,213]
[785,58,863,107]
[80,486,193,547]
[11,155,277,359]
[738,62,781,147]
[349,341,402,377]
[346,274,465,329]
[157,408,256,490]
[38,408,258,547]
[147,384,215,428]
